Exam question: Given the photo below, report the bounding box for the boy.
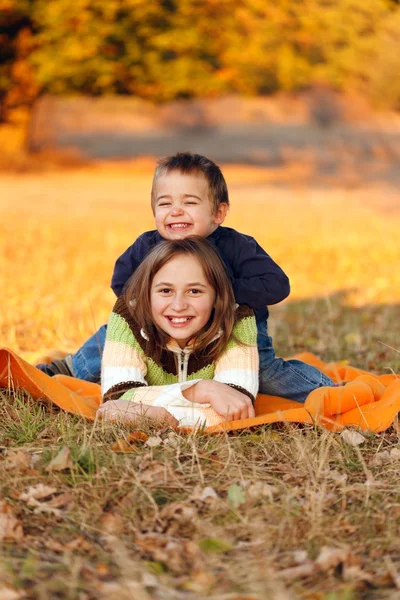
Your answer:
[38,152,333,402]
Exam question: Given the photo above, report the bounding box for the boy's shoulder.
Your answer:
[216,226,257,244]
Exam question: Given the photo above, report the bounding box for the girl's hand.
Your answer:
[184,380,255,421]
[97,399,178,426]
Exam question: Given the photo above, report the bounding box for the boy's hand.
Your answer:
[97,399,178,426]
[184,380,255,421]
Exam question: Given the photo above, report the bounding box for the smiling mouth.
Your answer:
[166,316,194,323]
[167,223,192,230]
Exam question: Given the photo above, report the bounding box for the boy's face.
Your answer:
[153,171,228,240]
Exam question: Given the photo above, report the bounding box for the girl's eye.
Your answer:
[160,288,171,294]
[189,289,202,295]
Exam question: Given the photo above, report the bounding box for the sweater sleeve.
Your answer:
[213,306,259,402]
[220,231,290,309]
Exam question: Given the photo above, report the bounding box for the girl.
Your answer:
[98,236,258,428]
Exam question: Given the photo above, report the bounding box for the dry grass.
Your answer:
[1,161,400,599]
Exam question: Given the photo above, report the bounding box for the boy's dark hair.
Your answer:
[151,151,229,214]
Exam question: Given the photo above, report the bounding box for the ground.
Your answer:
[1,160,400,599]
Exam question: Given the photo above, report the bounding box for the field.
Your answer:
[1,161,400,599]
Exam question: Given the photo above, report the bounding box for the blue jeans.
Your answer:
[257,319,333,403]
[71,324,107,382]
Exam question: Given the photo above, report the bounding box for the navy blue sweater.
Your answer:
[111,226,290,321]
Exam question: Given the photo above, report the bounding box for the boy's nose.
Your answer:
[170,205,184,216]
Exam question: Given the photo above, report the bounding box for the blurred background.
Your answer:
[0,0,400,368]
[2,0,400,167]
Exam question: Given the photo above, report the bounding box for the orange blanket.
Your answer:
[1,347,399,433]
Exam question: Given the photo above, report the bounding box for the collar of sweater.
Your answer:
[139,328,223,355]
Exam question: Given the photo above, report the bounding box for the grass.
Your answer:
[1,161,400,598]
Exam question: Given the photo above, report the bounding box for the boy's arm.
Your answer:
[221,233,290,308]
[110,232,158,297]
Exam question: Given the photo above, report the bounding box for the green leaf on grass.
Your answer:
[198,538,233,553]
[227,483,246,507]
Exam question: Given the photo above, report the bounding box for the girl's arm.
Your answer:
[182,306,259,420]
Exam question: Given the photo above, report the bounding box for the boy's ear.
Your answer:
[214,202,229,225]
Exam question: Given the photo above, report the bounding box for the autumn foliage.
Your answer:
[2,0,400,121]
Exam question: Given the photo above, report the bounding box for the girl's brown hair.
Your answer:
[123,236,236,363]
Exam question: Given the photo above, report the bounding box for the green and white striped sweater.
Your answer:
[101,296,259,427]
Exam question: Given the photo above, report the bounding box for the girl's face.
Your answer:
[150,254,216,348]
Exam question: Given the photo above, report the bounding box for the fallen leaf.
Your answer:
[19,484,69,516]
[0,587,26,600]
[157,502,197,537]
[343,564,374,584]
[111,439,138,453]
[100,512,124,536]
[0,501,23,542]
[138,461,176,485]
[292,550,308,564]
[127,431,149,443]
[247,481,277,501]
[19,484,57,503]
[181,570,216,592]
[145,436,163,448]
[135,532,202,574]
[315,546,349,571]
[278,561,316,580]
[340,430,366,447]
[227,484,246,507]
[370,450,391,466]
[46,492,74,510]
[2,450,32,471]
[46,447,74,471]
[328,469,348,484]
[199,487,219,502]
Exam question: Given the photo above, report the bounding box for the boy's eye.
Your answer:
[185,201,198,205]
[158,202,171,207]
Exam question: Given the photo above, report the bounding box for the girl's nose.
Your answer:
[171,294,188,311]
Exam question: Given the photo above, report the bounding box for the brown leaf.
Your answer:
[99,512,124,536]
[19,484,57,503]
[0,501,24,542]
[0,587,26,600]
[111,439,137,453]
[111,432,148,452]
[127,431,149,443]
[46,447,74,471]
[19,484,70,516]
[138,461,177,485]
[2,450,33,471]
[46,492,74,510]
[157,502,198,538]
[135,532,202,574]
[278,561,316,581]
